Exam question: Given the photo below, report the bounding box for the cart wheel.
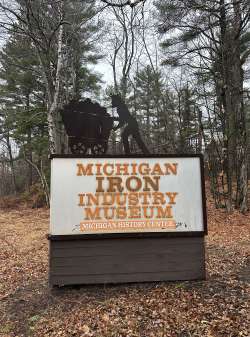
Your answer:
[91,143,107,155]
[71,141,87,155]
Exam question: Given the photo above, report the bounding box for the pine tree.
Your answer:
[133,65,177,153]
[0,33,47,190]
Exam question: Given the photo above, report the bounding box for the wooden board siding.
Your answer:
[49,236,205,286]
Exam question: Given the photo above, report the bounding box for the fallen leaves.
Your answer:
[0,189,249,337]
[102,313,110,322]
[80,324,90,334]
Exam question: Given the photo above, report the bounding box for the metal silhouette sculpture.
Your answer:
[111,94,150,155]
[60,99,113,155]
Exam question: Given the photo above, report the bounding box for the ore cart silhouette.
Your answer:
[61,100,114,155]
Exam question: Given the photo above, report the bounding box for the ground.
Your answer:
[0,191,249,337]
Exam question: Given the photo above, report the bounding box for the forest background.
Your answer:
[0,0,249,213]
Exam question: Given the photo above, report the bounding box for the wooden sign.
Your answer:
[49,155,207,286]
[50,156,206,236]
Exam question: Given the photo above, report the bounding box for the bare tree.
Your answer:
[100,0,146,8]
[106,3,142,98]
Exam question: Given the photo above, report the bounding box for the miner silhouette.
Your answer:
[111,94,150,155]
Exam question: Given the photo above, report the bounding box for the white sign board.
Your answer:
[50,157,206,236]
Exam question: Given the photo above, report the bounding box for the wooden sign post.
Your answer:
[48,154,207,286]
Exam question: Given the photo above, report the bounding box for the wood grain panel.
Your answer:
[49,237,205,286]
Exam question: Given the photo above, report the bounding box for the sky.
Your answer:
[94,61,113,87]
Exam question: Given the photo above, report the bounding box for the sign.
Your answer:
[50,156,206,236]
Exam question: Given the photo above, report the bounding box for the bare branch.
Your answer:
[100,0,146,8]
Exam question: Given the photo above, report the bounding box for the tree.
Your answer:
[100,0,146,8]
[0,32,48,194]
[0,3,102,197]
[133,65,177,153]
[155,0,250,212]
[0,0,103,153]
[106,3,140,98]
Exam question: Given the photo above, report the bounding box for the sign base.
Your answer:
[49,235,205,286]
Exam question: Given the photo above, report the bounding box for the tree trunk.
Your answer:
[48,22,64,154]
[26,93,33,188]
[220,0,234,212]
[6,131,17,194]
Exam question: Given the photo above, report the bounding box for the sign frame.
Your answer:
[48,154,207,241]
